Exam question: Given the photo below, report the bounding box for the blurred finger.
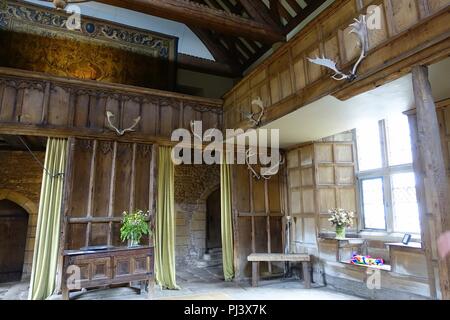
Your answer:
[437,232,450,259]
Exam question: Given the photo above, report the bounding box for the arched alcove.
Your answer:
[0,190,39,280]
[206,188,221,251]
[0,199,29,283]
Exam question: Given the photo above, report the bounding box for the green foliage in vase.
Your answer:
[328,208,354,228]
[120,209,151,244]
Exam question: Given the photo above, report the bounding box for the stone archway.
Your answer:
[197,184,222,267]
[0,189,39,280]
[205,188,221,251]
[0,200,28,283]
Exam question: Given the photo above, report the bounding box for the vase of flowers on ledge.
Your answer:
[328,208,354,240]
[120,209,151,248]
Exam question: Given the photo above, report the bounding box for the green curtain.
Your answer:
[154,146,179,289]
[221,157,235,281]
[29,138,67,300]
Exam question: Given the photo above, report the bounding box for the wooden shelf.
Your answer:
[385,242,422,249]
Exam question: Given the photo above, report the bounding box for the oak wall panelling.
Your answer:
[286,134,435,298]
[231,156,286,280]
[0,68,223,144]
[61,138,156,251]
[287,140,358,257]
[223,0,450,130]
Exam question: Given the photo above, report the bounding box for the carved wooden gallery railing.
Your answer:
[0,67,223,144]
[223,0,450,130]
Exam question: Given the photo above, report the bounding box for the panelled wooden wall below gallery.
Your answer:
[0,68,223,144]
[231,159,287,280]
[61,138,157,251]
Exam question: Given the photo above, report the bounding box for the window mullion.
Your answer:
[384,173,394,233]
[380,120,391,232]
[380,120,389,168]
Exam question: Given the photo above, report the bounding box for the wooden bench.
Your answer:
[247,253,312,288]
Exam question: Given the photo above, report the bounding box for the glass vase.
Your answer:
[335,225,346,239]
[127,236,140,248]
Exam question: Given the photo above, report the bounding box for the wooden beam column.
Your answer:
[96,0,284,43]
[413,65,450,300]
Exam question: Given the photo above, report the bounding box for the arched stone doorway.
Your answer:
[0,190,38,280]
[206,188,221,251]
[0,200,29,283]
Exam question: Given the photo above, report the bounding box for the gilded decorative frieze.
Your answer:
[0,0,177,59]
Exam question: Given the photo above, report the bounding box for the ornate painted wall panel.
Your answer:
[0,0,178,90]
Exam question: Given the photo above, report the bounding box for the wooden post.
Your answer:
[302,261,311,289]
[252,261,260,287]
[56,137,76,294]
[407,113,437,299]
[413,65,450,300]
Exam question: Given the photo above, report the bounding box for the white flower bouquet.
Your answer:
[328,208,354,227]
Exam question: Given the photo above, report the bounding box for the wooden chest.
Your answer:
[61,246,154,300]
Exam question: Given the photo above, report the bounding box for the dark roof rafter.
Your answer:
[41,0,328,76]
[189,26,242,74]
[94,0,284,43]
[238,0,283,33]
[186,0,328,75]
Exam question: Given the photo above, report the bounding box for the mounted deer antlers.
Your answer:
[245,149,284,180]
[106,111,141,136]
[242,97,265,127]
[308,15,368,81]
[190,120,219,142]
[46,0,89,10]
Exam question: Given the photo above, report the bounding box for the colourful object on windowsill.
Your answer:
[350,254,384,266]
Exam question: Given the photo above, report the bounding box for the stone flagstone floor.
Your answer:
[0,265,361,300]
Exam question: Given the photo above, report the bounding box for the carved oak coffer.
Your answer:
[61,246,154,300]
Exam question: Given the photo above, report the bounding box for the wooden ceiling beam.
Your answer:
[217,0,241,15]
[241,44,270,71]
[177,53,240,77]
[189,26,242,74]
[284,0,303,14]
[222,35,246,66]
[95,0,284,43]
[277,2,292,24]
[268,0,282,28]
[238,0,283,33]
[285,0,327,32]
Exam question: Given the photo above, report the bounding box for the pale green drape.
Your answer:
[221,157,235,281]
[29,138,67,300]
[154,146,179,289]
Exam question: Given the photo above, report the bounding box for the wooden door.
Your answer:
[206,188,221,250]
[0,200,28,283]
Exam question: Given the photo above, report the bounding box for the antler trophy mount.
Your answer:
[49,0,90,10]
[245,149,285,181]
[106,111,141,136]
[308,15,368,82]
[242,97,265,128]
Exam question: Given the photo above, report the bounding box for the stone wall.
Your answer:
[0,151,44,278]
[174,164,220,267]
